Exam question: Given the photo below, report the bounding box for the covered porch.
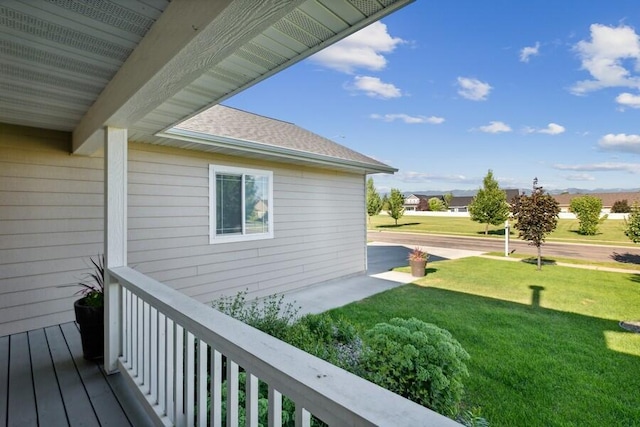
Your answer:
[1,322,153,426]
[1,1,460,425]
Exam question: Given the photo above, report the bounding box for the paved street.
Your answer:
[367,230,640,265]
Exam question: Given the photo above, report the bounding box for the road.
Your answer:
[367,231,640,264]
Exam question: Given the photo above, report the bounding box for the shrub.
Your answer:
[625,204,640,243]
[611,199,631,213]
[285,313,364,372]
[213,291,300,340]
[569,195,603,235]
[360,317,470,417]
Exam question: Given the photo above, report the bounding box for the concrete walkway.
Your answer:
[281,242,484,315]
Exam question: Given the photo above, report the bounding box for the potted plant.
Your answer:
[408,247,429,277]
[74,254,105,360]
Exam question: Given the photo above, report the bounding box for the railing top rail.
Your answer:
[110,266,460,426]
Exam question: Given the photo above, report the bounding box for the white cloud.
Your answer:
[397,171,477,184]
[309,21,405,74]
[478,121,512,133]
[571,24,640,95]
[457,77,492,101]
[370,113,445,124]
[350,76,402,99]
[520,42,540,62]
[553,162,640,173]
[616,92,640,108]
[538,123,566,135]
[565,173,596,181]
[598,133,640,153]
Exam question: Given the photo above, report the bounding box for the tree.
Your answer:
[510,178,560,270]
[611,199,631,213]
[428,197,446,211]
[624,204,640,243]
[381,193,390,211]
[443,192,453,209]
[569,195,603,235]
[416,198,429,211]
[468,170,510,235]
[387,188,405,226]
[366,177,382,223]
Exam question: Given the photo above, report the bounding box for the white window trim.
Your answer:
[209,164,274,244]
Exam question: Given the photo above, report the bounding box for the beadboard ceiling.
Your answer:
[0,0,412,154]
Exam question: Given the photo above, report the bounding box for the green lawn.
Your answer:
[368,215,634,246]
[329,257,640,426]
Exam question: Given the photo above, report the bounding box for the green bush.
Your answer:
[569,195,603,235]
[625,204,640,243]
[360,317,470,417]
[611,199,631,213]
[285,313,364,372]
[213,291,300,340]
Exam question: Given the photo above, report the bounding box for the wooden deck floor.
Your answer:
[0,322,153,427]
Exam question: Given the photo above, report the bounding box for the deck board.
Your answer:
[0,336,9,427]
[8,332,37,426]
[29,328,68,426]
[60,322,132,427]
[2,323,154,427]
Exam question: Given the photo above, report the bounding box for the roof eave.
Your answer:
[159,128,397,175]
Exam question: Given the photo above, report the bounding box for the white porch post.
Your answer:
[104,127,127,373]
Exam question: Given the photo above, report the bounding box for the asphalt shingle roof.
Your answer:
[175,105,395,173]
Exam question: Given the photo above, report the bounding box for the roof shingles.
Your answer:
[174,105,395,173]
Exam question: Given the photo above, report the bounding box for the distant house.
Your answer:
[553,192,640,213]
[447,196,474,212]
[404,193,443,211]
[405,189,520,212]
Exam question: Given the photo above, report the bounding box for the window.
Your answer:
[209,165,273,243]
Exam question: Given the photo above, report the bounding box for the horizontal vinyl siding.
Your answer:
[128,143,367,304]
[0,124,103,336]
[0,128,367,336]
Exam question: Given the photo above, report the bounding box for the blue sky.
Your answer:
[225,0,640,193]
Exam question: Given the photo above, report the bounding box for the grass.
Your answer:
[329,257,640,426]
[368,215,635,246]
[484,251,640,272]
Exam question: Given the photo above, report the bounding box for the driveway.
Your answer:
[281,242,482,315]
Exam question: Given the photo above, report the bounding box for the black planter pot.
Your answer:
[74,297,104,360]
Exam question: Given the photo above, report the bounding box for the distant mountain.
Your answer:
[395,188,640,197]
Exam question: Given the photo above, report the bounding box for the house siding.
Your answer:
[0,125,367,336]
[0,125,104,336]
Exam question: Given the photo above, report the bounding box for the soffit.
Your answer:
[0,0,413,155]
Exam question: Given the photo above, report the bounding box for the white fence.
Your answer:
[107,266,460,427]
[395,211,629,220]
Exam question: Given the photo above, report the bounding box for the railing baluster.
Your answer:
[211,349,222,427]
[197,340,207,427]
[295,407,311,427]
[158,311,166,410]
[142,301,150,391]
[268,385,282,427]
[227,360,239,427]
[246,372,259,427]
[127,289,133,368]
[185,332,195,426]
[137,297,143,380]
[165,317,174,421]
[150,306,157,402]
[132,294,138,376]
[174,323,185,426]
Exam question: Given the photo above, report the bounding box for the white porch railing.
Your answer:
[107,266,461,427]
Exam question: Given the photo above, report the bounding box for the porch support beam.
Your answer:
[104,127,127,374]
[72,0,303,155]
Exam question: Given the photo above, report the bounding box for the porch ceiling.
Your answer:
[0,0,413,155]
